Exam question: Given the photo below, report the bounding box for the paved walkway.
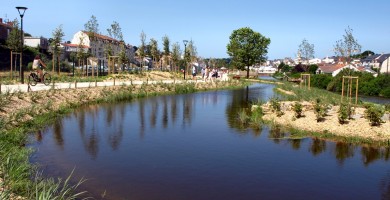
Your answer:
[0,79,205,93]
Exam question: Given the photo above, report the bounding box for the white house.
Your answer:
[378,54,390,74]
[322,56,335,64]
[309,58,322,65]
[316,64,360,77]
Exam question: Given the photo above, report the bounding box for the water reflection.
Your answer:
[30,84,390,199]
[309,138,327,156]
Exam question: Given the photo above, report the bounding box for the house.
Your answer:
[24,36,49,50]
[0,18,13,42]
[361,54,381,68]
[377,54,390,74]
[70,31,135,67]
[322,56,335,64]
[309,58,322,65]
[316,64,360,77]
[357,66,378,77]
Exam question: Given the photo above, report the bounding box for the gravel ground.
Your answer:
[262,101,390,142]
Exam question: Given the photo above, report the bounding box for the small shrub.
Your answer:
[269,97,284,117]
[314,98,326,122]
[293,102,304,118]
[338,103,348,124]
[364,104,385,126]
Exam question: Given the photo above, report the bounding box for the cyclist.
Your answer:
[32,55,47,81]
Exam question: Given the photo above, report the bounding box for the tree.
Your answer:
[298,38,315,63]
[149,38,159,69]
[84,15,99,76]
[334,26,361,63]
[138,31,146,70]
[84,15,99,36]
[162,35,170,69]
[107,21,123,41]
[107,21,126,72]
[6,18,21,51]
[171,42,181,72]
[227,27,271,78]
[51,25,65,74]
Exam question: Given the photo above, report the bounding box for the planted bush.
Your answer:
[364,104,385,126]
[269,97,284,117]
[293,102,304,118]
[314,98,326,122]
[338,103,348,124]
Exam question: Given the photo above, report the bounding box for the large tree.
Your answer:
[334,26,361,63]
[227,27,270,78]
[298,38,315,63]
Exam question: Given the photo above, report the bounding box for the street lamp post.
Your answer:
[16,6,27,84]
[183,40,188,80]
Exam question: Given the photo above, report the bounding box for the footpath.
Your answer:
[0,79,201,93]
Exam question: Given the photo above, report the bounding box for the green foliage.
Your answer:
[314,98,326,122]
[293,102,304,118]
[278,62,292,73]
[311,74,332,90]
[364,104,385,126]
[338,103,349,124]
[269,97,284,117]
[227,27,271,75]
[308,64,319,74]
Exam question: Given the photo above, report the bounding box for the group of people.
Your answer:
[200,66,229,82]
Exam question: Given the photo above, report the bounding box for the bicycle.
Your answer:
[28,70,52,86]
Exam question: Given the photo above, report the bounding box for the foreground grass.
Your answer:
[0,78,248,199]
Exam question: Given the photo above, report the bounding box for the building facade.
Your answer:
[70,31,135,67]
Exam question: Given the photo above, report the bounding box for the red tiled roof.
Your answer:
[318,64,345,73]
[82,31,120,43]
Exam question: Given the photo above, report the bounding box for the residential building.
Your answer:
[378,54,390,74]
[24,36,49,50]
[70,31,135,67]
[316,64,360,77]
[322,56,335,64]
[0,18,13,42]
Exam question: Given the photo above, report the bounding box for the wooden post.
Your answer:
[341,76,345,102]
[10,51,13,79]
[113,77,115,86]
[75,80,77,88]
[355,78,359,104]
[95,79,97,87]
[349,78,353,103]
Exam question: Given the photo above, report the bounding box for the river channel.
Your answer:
[29,83,390,200]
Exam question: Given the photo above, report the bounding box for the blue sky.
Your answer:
[1,0,389,59]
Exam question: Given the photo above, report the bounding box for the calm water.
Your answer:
[30,83,390,200]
